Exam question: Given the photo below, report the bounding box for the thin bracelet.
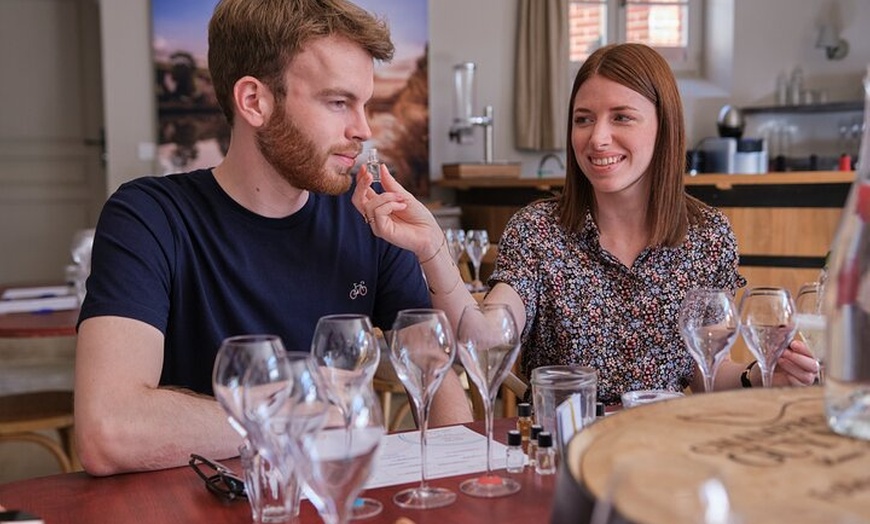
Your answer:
[740,360,758,388]
[418,234,446,265]
[428,274,463,296]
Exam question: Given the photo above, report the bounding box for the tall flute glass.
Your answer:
[389,309,457,509]
[456,303,522,497]
[795,282,826,384]
[310,313,383,519]
[678,289,740,393]
[464,229,490,292]
[739,287,797,388]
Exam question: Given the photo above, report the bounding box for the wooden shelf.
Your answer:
[742,101,862,115]
[684,171,855,190]
[437,171,854,191]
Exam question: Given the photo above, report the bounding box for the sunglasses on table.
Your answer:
[188,453,247,502]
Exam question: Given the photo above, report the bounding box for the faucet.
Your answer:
[536,153,565,178]
[449,105,495,164]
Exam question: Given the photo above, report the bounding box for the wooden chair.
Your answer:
[0,390,77,473]
[467,369,529,421]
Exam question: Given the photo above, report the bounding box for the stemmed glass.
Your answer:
[794,282,826,384]
[678,289,740,393]
[456,303,522,497]
[242,351,320,523]
[310,313,383,519]
[464,229,490,292]
[738,287,797,388]
[389,309,458,509]
[293,383,385,524]
[444,228,466,264]
[213,334,287,440]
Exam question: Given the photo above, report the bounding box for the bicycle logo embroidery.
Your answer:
[349,281,368,300]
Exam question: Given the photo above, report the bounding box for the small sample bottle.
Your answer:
[505,430,524,473]
[535,431,556,475]
[366,148,381,183]
[596,402,606,418]
[516,402,532,442]
[527,424,542,467]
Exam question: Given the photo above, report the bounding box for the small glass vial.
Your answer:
[516,402,532,442]
[596,402,606,418]
[505,429,524,473]
[535,431,556,475]
[366,148,381,183]
[527,424,542,467]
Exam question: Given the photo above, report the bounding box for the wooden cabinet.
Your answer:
[438,171,855,361]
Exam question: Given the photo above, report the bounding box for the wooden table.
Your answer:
[0,419,557,523]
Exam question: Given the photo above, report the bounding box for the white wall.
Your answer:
[99,0,870,189]
[98,0,157,195]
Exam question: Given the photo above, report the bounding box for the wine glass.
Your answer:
[242,351,320,523]
[213,334,287,439]
[444,228,466,264]
[310,313,383,519]
[738,287,797,388]
[678,289,740,393]
[389,308,458,509]
[294,379,385,524]
[464,229,490,292]
[456,303,522,497]
[794,282,826,384]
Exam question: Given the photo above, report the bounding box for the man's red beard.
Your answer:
[256,102,360,195]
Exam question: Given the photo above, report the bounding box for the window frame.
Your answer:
[569,0,703,77]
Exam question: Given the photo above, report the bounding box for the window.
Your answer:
[569,0,702,75]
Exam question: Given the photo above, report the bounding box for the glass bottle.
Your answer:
[527,424,542,467]
[535,431,556,475]
[366,148,381,184]
[788,66,804,106]
[505,430,524,473]
[516,402,532,442]
[823,65,870,441]
[776,71,789,106]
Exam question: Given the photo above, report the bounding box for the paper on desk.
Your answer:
[0,292,78,314]
[365,425,511,489]
[1,285,73,300]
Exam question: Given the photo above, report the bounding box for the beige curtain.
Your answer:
[514,0,569,151]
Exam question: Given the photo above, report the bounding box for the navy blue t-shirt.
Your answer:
[79,169,430,394]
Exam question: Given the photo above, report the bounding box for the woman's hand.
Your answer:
[771,339,819,387]
[351,163,443,259]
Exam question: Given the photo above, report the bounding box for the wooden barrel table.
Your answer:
[552,387,870,524]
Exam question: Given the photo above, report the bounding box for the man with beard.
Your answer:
[74,0,472,476]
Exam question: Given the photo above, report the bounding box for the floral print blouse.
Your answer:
[489,200,745,405]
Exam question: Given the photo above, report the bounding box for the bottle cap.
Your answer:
[507,429,521,446]
[537,431,553,448]
[517,402,532,417]
[596,402,605,417]
[530,424,543,440]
